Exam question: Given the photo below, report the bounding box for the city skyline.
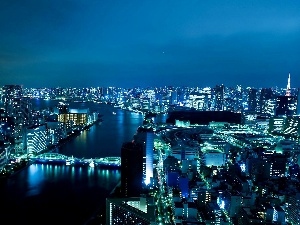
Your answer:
[0,1,300,88]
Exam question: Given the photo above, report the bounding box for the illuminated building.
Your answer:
[2,85,32,153]
[282,116,300,136]
[197,190,212,208]
[163,155,180,172]
[121,142,143,197]
[238,207,264,225]
[204,202,223,225]
[202,149,226,167]
[46,122,67,145]
[133,127,154,185]
[248,88,257,112]
[2,85,23,117]
[170,90,178,105]
[188,91,209,110]
[260,152,287,178]
[174,201,198,221]
[175,119,190,127]
[106,197,156,225]
[259,88,274,114]
[166,171,179,188]
[297,88,300,115]
[58,113,87,129]
[275,73,297,116]
[268,117,285,133]
[0,143,10,171]
[285,193,300,225]
[275,95,297,116]
[141,98,151,110]
[214,84,224,111]
[178,176,189,198]
[172,146,199,161]
[26,124,47,155]
[218,190,243,218]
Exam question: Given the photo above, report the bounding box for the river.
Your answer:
[0,101,148,225]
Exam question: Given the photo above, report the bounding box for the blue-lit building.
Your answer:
[26,124,47,155]
[133,127,154,185]
[179,176,189,198]
[166,171,180,188]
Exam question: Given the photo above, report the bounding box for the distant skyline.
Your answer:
[0,1,300,88]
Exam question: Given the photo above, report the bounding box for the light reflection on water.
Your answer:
[1,101,142,224]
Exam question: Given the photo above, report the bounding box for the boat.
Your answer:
[112,112,116,115]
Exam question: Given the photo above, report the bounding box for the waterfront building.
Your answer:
[26,124,47,155]
[106,197,156,225]
[120,141,144,197]
[0,143,10,171]
[46,122,67,145]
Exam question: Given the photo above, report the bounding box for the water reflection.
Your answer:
[27,164,44,196]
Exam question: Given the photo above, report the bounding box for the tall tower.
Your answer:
[214,84,224,111]
[133,127,154,185]
[286,73,291,97]
[121,142,144,197]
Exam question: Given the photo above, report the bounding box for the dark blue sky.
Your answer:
[0,0,299,88]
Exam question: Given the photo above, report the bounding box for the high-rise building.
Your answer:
[214,85,224,111]
[121,142,144,197]
[248,88,257,112]
[275,96,297,116]
[297,88,300,115]
[259,88,274,113]
[26,124,47,155]
[2,85,23,117]
[133,127,154,185]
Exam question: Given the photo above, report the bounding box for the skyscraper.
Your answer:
[133,127,154,185]
[259,88,274,114]
[121,141,144,197]
[214,85,224,111]
[248,88,257,112]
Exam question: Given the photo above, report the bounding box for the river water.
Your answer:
[0,101,148,225]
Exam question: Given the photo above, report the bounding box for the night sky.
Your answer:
[0,0,299,88]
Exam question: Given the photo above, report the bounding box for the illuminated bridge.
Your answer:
[29,153,121,169]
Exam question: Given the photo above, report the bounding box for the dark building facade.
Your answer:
[121,141,144,197]
[166,110,242,125]
[214,85,224,111]
[275,96,297,116]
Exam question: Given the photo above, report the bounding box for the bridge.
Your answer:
[29,153,121,168]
